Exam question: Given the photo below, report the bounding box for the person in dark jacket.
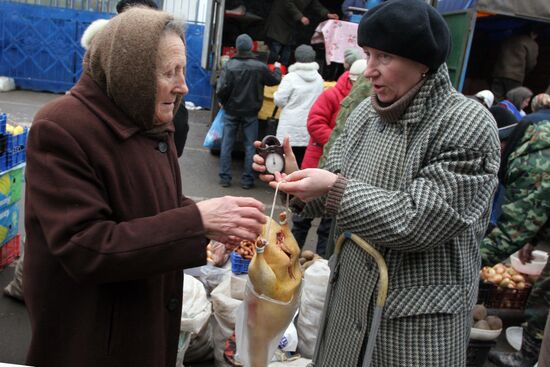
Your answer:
[265,0,338,66]
[499,86,533,121]
[492,27,539,101]
[24,9,266,367]
[217,33,282,189]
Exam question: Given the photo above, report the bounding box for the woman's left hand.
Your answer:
[271,168,338,202]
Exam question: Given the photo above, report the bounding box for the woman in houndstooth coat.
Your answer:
[253,1,500,366]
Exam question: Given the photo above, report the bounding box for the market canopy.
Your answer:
[476,0,550,23]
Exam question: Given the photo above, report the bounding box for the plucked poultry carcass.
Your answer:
[242,212,302,367]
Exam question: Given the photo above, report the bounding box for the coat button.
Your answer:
[158,141,168,153]
[167,298,179,311]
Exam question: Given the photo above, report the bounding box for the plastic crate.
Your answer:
[0,166,24,208]
[0,129,28,173]
[0,113,6,135]
[466,339,496,367]
[231,251,251,274]
[477,281,532,309]
[0,203,20,245]
[0,234,20,269]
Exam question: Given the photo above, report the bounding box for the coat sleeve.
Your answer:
[481,171,550,266]
[273,74,293,107]
[304,104,501,253]
[307,89,337,145]
[26,119,207,284]
[285,0,305,22]
[263,66,282,87]
[216,64,232,105]
[525,40,539,73]
[308,0,329,17]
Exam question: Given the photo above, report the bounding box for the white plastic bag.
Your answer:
[278,317,298,352]
[210,276,242,365]
[176,274,213,366]
[296,260,330,358]
[0,77,15,92]
[235,281,301,367]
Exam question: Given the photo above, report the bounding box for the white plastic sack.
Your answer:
[278,318,298,353]
[176,274,213,366]
[296,260,330,358]
[210,276,242,365]
[235,281,301,367]
[0,77,15,92]
[180,274,212,334]
[185,263,231,295]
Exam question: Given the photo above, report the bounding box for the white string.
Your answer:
[264,179,287,245]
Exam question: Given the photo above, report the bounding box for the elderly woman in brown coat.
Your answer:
[23,8,265,367]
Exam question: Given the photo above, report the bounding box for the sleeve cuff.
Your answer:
[289,196,306,214]
[325,174,347,216]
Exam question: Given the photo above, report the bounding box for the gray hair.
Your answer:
[163,18,186,44]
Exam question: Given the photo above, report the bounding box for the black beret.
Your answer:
[357,0,451,70]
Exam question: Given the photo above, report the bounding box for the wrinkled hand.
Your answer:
[518,243,535,264]
[327,13,339,20]
[196,196,266,245]
[270,168,338,202]
[300,16,310,25]
[253,136,299,183]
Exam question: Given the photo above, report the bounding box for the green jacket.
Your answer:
[481,120,550,266]
[318,74,372,168]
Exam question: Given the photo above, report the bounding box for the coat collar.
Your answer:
[69,74,142,140]
[233,51,256,59]
[379,64,454,126]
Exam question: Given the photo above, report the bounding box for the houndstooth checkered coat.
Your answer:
[301,65,500,366]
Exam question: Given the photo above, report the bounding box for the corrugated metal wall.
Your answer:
[163,0,207,23]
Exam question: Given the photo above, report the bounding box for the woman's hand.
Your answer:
[518,243,535,264]
[252,136,299,183]
[271,168,338,202]
[196,196,266,246]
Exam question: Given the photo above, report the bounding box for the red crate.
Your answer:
[0,234,20,269]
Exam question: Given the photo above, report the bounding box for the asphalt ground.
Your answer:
[0,89,537,366]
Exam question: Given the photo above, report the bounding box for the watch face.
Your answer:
[265,152,285,174]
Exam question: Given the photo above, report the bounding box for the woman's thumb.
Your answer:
[283,136,293,156]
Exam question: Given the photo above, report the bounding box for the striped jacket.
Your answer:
[302,65,500,366]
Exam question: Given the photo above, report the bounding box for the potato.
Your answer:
[486,316,503,330]
[472,305,487,322]
[473,320,490,330]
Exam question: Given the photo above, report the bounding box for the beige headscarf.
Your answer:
[83,7,183,130]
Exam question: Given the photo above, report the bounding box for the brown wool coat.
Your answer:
[24,8,207,366]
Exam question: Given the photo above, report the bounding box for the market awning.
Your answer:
[476,0,550,23]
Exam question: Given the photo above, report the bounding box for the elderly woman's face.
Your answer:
[154,32,188,125]
[363,47,429,104]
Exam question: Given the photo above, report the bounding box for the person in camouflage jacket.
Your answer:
[481,121,550,265]
[318,73,372,169]
[481,120,550,367]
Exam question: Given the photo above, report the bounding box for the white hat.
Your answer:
[475,90,494,108]
[349,59,367,81]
